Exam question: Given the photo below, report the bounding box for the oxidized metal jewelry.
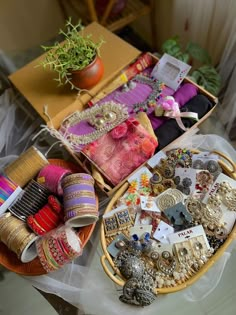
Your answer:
[205,160,222,178]
[119,274,156,306]
[115,250,145,279]
[60,101,129,147]
[192,159,205,170]
[149,171,163,195]
[162,179,175,189]
[182,177,192,188]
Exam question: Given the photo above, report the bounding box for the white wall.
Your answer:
[0,0,64,52]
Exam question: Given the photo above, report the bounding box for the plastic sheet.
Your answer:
[0,88,41,169]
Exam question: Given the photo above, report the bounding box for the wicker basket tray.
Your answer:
[0,159,96,276]
[100,150,236,294]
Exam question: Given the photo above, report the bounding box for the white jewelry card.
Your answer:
[127,166,152,188]
[151,54,191,90]
[202,172,236,204]
[153,220,174,244]
[140,196,161,212]
[167,225,210,249]
[146,150,167,169]
[129,224,153,238]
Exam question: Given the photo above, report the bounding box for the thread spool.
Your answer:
[27,195,63,235]
[37,165,72,195]
[9,180,50,222]
[62,173,98,227]
[36,225,82,273]
[0,212,38,262]
[4,146,49,188]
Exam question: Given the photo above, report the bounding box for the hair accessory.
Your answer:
[60,101,129,151]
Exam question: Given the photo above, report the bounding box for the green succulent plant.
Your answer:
[40,18,105,89]
[161,36,221,95]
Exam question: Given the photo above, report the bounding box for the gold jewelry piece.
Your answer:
[61,101,129,146]
[157,193,176,211]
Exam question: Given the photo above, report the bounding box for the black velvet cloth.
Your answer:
[154,94,215,151]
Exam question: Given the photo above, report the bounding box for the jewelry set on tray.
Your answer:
[102,148,236,306]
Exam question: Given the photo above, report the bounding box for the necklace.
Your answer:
[60,101,129,147]
[114,74,164,114]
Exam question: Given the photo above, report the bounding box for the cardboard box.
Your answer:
[67,53,218,196]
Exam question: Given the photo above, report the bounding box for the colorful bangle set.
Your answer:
[8,180,50,222]
[62,173,98,227]
[37,164,72,196]
[36,226,82,273]
[27,195,63,235]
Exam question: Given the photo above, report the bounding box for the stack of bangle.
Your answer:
[0,212,38,262]
[37,164,72,196]
[8,180,50,222]
[62,173,98,227]
[4,146,49,188]
[27,195,63,235]
[36,226,82,273]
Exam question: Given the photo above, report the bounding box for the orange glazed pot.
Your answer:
[70,54,104,90]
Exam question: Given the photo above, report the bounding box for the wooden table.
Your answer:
[9,22,140,129]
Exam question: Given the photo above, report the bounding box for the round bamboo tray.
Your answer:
[100,150,236,294]
[0,159,97,276]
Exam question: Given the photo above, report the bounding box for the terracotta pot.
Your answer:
[70,54,104,90]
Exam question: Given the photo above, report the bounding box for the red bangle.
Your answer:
[40,204,59,221]
[34,212,55,231]
[48,195,62,213]
[39,207,60,227]
[27,216,46,236]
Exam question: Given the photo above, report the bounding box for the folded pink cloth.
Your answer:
[82,118,158,185]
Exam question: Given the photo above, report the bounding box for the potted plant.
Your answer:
[160,36,221,96]
[40,18,105,90]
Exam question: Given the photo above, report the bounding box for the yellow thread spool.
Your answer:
[4,146,49,187]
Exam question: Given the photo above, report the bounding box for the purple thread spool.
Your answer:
[62,173,98,227]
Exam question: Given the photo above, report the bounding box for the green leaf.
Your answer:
[186,42,212,64]
[190,65,221,95]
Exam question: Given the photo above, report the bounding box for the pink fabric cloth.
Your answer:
[82,118,158,185]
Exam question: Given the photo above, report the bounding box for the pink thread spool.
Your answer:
[37,165,72,196]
